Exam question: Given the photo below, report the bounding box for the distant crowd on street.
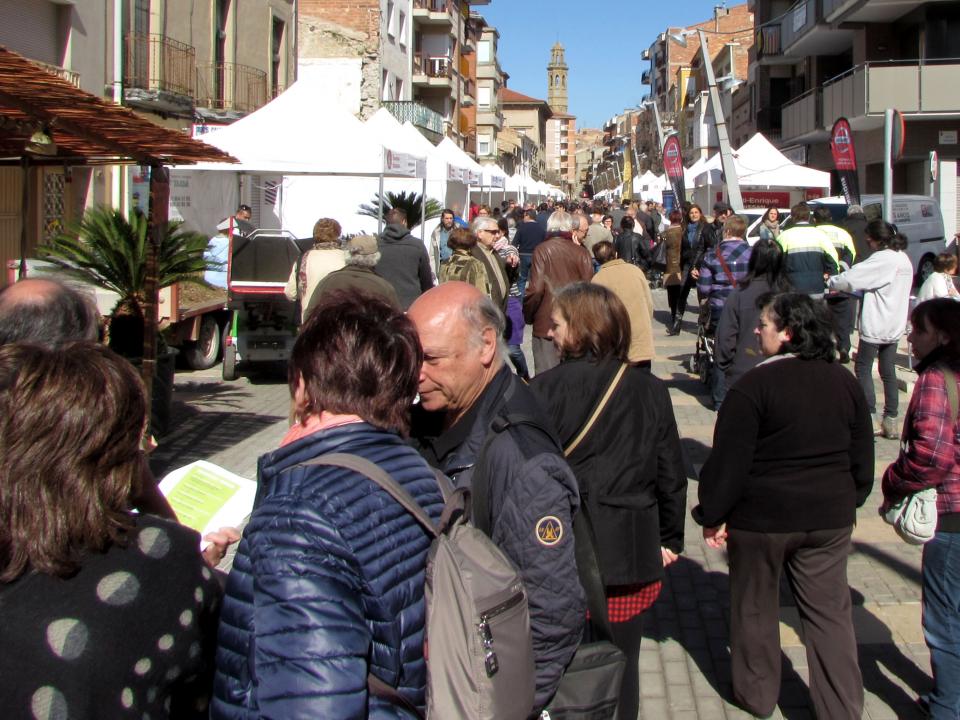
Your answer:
[0,189,958,720]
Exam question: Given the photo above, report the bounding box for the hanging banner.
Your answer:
[622,144,633,201]
[385,149,426,179]
[446,163,465,182]
[662,134,686,207]
[463,169,482,185]
[488,174,506,189]
[830,118,861,207]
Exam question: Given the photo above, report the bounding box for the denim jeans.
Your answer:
[518,253,533,299]
[923,530,960,719]
[854,339,899,417]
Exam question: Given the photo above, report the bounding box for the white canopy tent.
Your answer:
[174,78,427,238]
[692,133,831,209]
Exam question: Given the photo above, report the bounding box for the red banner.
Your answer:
[662,134,686,207]
[830,118,861,206]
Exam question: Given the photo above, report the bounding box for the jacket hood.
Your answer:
[382,223,413,243]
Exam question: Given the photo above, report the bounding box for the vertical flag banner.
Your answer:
[622,142,633,201]
[830,118,861,207]
[662,134,686,207]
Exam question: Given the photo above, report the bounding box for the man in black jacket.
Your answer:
[514,209,546,297]
[408,282,586,714]
[375,207,433,309]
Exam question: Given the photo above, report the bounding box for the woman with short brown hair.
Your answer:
[530,282,686,720]
[438,228,491,295]
[0,342,221,719]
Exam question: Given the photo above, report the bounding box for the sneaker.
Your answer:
[881,416,899,439]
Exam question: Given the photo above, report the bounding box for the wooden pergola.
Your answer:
[0,45,237,407]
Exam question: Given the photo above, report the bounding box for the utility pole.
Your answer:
[697,30,742,211]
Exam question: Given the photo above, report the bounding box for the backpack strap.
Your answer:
[367,675,425,720]
[297,453,439,538]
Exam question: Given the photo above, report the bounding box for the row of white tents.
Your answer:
[594,133,831,209]
[168,76,564,242]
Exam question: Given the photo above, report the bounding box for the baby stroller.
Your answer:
[689,300,716,385]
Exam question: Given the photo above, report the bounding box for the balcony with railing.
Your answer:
[382,100,444,141]
[781,86,821,141]
[412,0,455,26]
[195,62,268,116]
[123,33,195,114]
[755,23,784,63]
[412,52,454,86]
[821,59,960,127]
[780,0,855,57]
[30,60,80,87]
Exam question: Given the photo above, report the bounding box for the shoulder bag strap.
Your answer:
[563,362,629,457]
[937,364,959,422]
[714,244,739,289]
[297,453,438,538]
[574,504,616,643]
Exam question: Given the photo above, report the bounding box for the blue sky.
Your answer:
[477,0,734,129]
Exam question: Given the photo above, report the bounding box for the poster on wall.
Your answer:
[830,118,861,207]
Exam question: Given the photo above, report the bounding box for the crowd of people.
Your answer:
[0,191,957,720]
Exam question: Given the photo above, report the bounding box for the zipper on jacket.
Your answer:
[479,588,524,623]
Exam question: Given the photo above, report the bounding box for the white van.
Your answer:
[808,195,945,283]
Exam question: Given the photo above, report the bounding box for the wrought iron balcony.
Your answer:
[124,33,195,98]
[382,100,444,136]
[196,62,268,115]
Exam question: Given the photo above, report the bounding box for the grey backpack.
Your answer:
[307,453,536,720]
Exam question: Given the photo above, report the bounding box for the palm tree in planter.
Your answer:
[38,205,217,433]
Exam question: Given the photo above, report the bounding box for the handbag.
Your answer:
[651,240,667,269]
[542,363,629,720]
[881,364,957,544]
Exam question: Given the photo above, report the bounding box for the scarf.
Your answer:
[762,219,781,238]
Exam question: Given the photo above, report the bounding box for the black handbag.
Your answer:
[651,239,668,269]
[543,364,628,720]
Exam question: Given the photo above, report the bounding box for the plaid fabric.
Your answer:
[697,240,752,312]
[883,364,960,515]
[586,581,663,624]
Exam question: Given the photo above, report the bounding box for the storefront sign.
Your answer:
[939,130,958,145]
[740,190,790,209]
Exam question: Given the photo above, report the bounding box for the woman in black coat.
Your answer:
[530,282,686,720]
[673,203,711,334]
[714,238,792,403]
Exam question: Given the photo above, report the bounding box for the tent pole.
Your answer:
[18,156,28,280]
[378,172,384,236]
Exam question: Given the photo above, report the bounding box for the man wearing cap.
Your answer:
[306,235,400,314]
[707,202,734,248]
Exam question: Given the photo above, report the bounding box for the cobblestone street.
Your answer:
[150,287,932,720]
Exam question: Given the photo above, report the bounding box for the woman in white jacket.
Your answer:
[827,220,914,438]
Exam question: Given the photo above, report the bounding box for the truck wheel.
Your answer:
[222,344,239,381]
[184,316,222,370]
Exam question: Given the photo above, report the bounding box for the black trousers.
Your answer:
[826,295,856,354]
[609,613,643,720]
[666,284,682,320]
[727,526,863,719]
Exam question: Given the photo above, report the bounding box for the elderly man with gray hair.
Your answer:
[523,210,593,374]
[471,215,517,311]
[306,235,400,316]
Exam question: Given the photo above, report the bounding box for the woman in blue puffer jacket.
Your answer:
[212,290,444,719]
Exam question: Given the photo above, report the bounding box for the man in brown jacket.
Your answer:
[523,210,593,374]
[591,240,655,370]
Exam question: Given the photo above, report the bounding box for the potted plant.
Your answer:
[38,205,218,435]
[358,190,442,230]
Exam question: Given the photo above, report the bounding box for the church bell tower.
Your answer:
[547,42,568,113]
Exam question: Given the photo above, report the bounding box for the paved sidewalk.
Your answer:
[149,290,933,719]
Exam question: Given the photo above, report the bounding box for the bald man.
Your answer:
[0,277,100,347]
[407,282,585,713]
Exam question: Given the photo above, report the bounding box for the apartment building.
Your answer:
[0,0,295,271]
[469,15,505,162]
[500,88,552,181]
[641,4,753,166]
[750,0,959,230]
[685,35,751,162]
